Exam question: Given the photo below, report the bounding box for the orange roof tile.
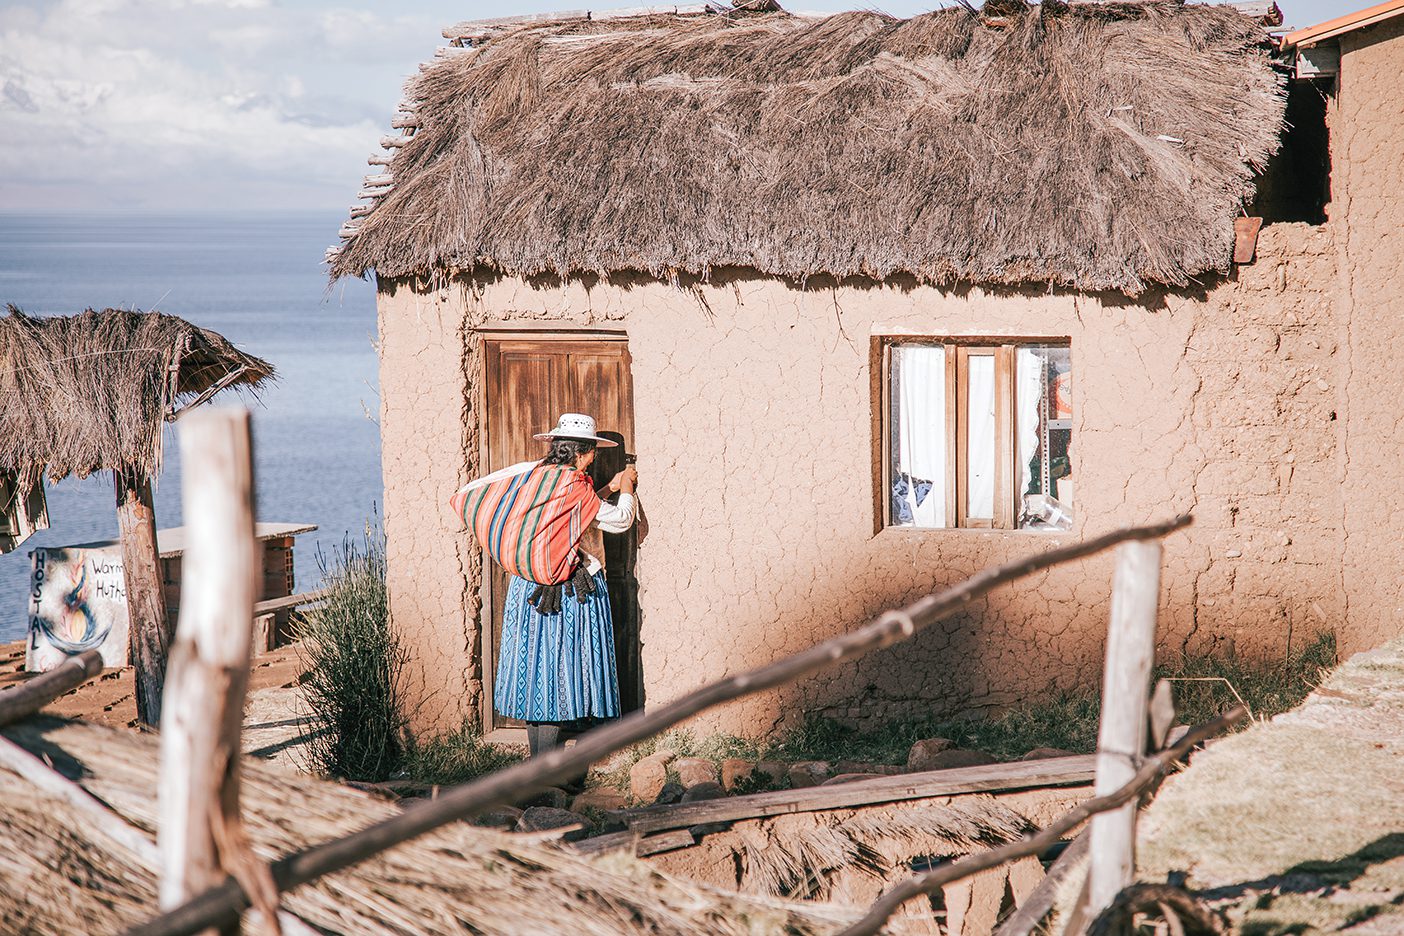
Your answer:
[1281,0,1404,49]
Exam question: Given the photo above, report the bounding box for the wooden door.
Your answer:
[481,336,639,731]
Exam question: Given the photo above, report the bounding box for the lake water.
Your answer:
[0,213,383,642]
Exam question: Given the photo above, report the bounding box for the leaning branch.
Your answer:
[0,649,104,727]
[838,705,1246,936]
[126,513,1192,936]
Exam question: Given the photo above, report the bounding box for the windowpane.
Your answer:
[1017,346,1074,530]
[965,354,996,520]
[889,345,947,528]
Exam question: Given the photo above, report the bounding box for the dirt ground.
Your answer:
[0,639,315,770]
[1137,638,1404,934]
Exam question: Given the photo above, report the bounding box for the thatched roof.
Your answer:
[0,307,274,482]
[0,716,856,936]
[331,1,1287,294]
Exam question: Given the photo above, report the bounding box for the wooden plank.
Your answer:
[1296,43,1340,78]
[1086,540,1163,917]
[0,649,103,727]
[158,409,264,933]
[251,589,327,616]
[614,756,1096,836]
[995,345,1015,530]
[116,469,170,727]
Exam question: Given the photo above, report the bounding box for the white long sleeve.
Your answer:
[593,493,637,534]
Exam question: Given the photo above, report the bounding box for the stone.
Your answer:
[471,806,524,830]
[907,737,956,771]
[1020,747,1076,761]
[630,750,675,803]
[517,807,590,842]
[674,756,718,788]
[570,788,630,813]
[653,781,686,805]
[835,760,908,776]
[913,749,999,771]
[788,761,831,788]
[822,773,883,785]
[522,787,569,809]
[720,758,757,791]
[681,781,726,803]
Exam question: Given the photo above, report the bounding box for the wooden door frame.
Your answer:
[475,331,633,735]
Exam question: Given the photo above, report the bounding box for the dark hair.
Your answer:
[541,437,597,466]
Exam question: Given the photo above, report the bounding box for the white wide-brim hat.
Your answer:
[532,413,618,447]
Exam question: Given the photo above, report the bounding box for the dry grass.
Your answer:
[335,1,1285,294]
[0,716,857,936]
[0,306,273,482]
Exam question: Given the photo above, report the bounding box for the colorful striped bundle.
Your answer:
[451,464,602,585]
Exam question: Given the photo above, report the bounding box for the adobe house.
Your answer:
[330,0,1404,739]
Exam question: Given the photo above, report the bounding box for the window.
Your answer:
[883,340,1073,531]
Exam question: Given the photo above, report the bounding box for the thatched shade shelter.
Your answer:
[331,1,1286,293]
[0,306,273,726]
[0,306,274,482]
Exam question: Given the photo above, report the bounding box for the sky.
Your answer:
[0,0,1355,212]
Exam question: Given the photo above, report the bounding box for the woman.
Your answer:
[453,413,638,757]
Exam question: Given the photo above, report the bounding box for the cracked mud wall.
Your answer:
[1335,17,1404,656]
[376,283,480,735]
[375,220,1346,737]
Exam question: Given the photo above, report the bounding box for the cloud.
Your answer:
[0,0,448,210]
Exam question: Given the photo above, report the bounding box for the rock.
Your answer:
[914,749,999,771]
[471,806,524,830]
[907,738,956,771]
[522,787,569,809]
[570,788,630,813]
[720,758,757,792]
[788,761,831,788]
[755,760,786,782]
[517,807,590,842]
[835,760,908,776]
[681,781,726,802]
[1020,747,1076,761]
[674,757,717,788]
[630,750,675,803]
[653,781,686,805]
[822,773,883,785]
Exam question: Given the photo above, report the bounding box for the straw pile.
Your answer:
[0,307,274,482]
[333,1,1286,293]
[0,716,855,936]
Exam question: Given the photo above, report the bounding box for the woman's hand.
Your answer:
[610,465,638,494]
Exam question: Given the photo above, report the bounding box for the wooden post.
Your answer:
[158,409,260,934]
[116,467,170,726]
[1086,539,1163,918]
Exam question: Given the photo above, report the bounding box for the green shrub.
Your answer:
[296,530,407,782]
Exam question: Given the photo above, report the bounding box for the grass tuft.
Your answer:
[296,529,407,782]
[402,722,525,786]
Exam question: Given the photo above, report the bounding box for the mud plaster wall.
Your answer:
[376,221,1346,738]
[1336,18,1404,657]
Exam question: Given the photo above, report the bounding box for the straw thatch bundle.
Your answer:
[725,798,1034,900]
[0,307,274,482]
[0,716,855,936]
[333,1,1286,293]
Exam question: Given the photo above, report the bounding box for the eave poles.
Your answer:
[115,465,170,726]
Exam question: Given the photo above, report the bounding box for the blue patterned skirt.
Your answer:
[495,571,621,722]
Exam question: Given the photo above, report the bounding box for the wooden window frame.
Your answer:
[877,337,1068,533]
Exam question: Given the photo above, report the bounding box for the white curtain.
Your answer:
[895,345,946,527]
[1016,348,1045,504]
[966,355,995,520]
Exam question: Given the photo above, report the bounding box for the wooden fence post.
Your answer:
[1086,539,1163,918]
[158,409,259,934]
[116,468,170,726]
